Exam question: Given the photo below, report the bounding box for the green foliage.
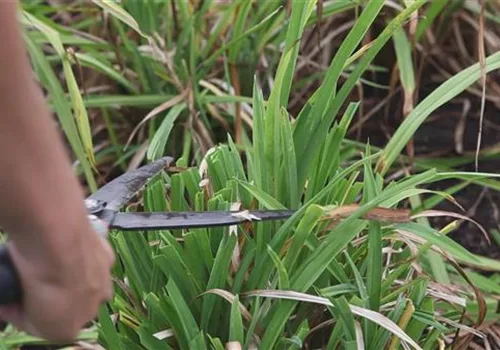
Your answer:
[4,1,500,349]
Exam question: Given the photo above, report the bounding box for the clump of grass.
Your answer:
[2,1,500,349]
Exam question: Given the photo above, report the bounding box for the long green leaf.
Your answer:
[147,104,186,160]
[75,52,139,93]
[23,12,97,167]
[229,295,244,344]
[393,27,415,93]
[378,51,500,174]
[23,32,97,190]
[293,0,385,190]
[264,1,316,199]
[165,279,201,348]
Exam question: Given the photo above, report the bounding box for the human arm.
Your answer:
[0,1,114,342]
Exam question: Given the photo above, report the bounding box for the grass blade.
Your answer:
[91,0,150,40]
[395,222,480,263]
[229,295,244,344]
[165,279,201,349]
[75,52,139,93]
[244,290,423,350]
[377,51,500,174]
[293,0,385,190]
[279,108,299,208]
[266,245,290,290]
[23,12,97,167]
[147,104,186,161]
[251,78,268,192]
[23,31,97,190]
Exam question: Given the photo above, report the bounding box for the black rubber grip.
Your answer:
[0,245,22,305]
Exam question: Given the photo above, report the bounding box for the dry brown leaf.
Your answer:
[230,202,242,273]
[427,289,467,307]
[199,79,253,128]
[475,0,486,172]
[411,209,491,244]
[205,103,231,131]
[240,289,422,350]
[198,147,218,179]
[199,289,253,322]
[322,204,411,223]
[454,99,471,154]
[436,315,485,338]
[126,140,149,171]
[125,89,189,149]
[229,63,242,143]
[448,257,487,350]
[194,117,215,155]
[355,320,365,350]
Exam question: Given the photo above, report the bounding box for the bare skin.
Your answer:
[0,2,115,342]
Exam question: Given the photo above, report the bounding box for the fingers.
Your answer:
[89,215,115,302]
[100,241,115,303]
[94,223,115,302]
[101,239,116,267]
[89,215,115,266]
[0,217,117,343]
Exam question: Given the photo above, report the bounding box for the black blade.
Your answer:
[87,157,173,213]
[110,210,296,230]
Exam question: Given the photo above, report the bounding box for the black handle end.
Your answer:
[0,245,22,305]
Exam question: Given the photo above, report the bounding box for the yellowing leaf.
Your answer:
[91,0,149,39]
[22,11,96,168]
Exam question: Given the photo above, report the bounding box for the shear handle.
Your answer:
[0,244,20,305]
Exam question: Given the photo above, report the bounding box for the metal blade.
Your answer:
[110,210,296,230]
[86,157,173,213]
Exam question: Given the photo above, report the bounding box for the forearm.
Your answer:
[0,4,115,342]
[0,2,91,259]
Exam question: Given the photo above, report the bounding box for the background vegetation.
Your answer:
[1,0,500,349]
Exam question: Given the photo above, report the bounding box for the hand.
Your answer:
[0,218,115,343]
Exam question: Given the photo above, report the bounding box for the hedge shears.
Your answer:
[0,157,294,304]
